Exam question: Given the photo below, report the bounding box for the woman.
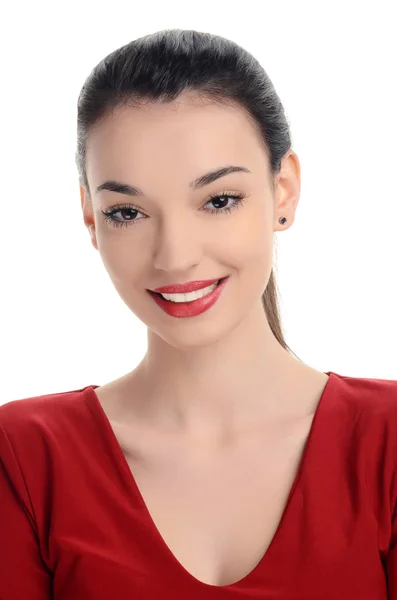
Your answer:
[1,29,396,599]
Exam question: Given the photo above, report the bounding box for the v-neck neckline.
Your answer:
[83,370,337,591]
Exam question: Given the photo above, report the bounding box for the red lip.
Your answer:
[151,278,222,294]
[148,276,229,318]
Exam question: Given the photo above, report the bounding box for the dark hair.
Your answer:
[75,28,301,361]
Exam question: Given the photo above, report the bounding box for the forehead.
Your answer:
[85,96,267,188]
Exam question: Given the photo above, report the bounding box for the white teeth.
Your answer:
[160,281,219,303]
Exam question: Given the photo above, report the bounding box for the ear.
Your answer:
[80,184,98,251]
[273,150,301,231]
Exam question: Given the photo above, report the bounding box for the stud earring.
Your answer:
[279,217,287,225]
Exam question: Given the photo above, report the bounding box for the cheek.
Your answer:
[98,235,148,286]
[216,210,272,268]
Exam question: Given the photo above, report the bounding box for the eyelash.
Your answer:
[100,190,247,229]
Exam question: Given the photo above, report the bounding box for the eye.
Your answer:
[101,204,146,228]
[100,190,248,229]
[203,192,247,215]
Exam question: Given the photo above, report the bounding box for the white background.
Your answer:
[1,1,396,404]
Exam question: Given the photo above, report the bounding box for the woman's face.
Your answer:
[82,95,300,349]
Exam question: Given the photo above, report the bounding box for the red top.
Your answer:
[1,370,397,599]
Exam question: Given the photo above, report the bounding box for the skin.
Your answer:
[80,92,329,443]
[79,92,330,586]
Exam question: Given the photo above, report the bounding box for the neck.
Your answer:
[132,301,307,436]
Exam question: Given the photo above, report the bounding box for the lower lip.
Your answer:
[148,277,229,318]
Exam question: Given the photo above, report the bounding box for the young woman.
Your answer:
[1,29,396,599]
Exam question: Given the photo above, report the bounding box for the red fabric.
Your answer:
[1,371,397,599]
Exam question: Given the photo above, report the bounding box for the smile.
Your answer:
[158,280,220,303]
[147,277,229,318]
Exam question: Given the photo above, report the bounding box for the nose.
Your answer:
[152,216,203,274]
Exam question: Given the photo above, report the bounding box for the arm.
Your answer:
[386,496,397,595]
[0,424,52,599]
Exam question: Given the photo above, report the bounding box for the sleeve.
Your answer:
[0,424,52,599]
[387,509,397,595]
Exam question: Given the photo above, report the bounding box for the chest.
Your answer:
[110,415,314,587]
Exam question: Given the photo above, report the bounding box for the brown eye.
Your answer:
[101,206,145,228]
[203,193,246,214]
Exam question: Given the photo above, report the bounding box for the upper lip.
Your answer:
[150,278,224,294]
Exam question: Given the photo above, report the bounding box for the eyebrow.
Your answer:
[95,165,251,197]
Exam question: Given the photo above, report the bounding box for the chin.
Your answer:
[147,309,246,351]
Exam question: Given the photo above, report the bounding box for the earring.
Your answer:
[279,217,287,224]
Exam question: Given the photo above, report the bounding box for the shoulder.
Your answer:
[331,370,397,487]
[0,385,98,536]
[323,371,397,461]
[0,384,98,445]
[332,372,397,534]
[330,370,397,419]
[0,384,99,499]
